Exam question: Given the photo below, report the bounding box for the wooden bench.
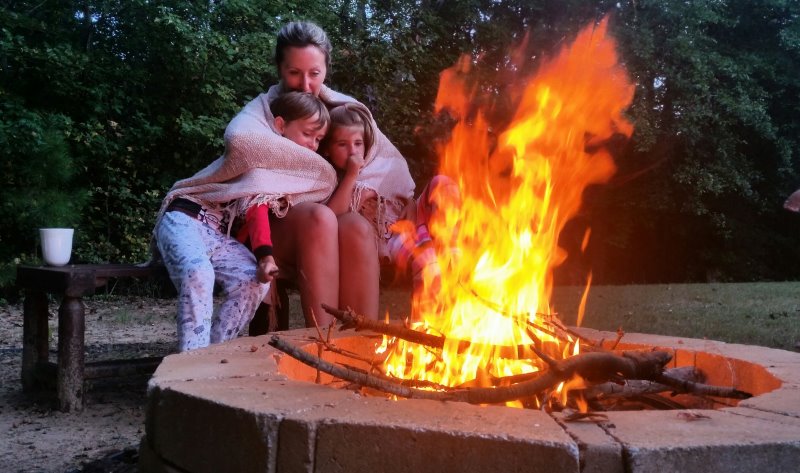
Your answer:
[16,264,169,412]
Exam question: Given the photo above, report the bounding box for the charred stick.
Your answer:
[323,304,444,347]
[269,335,452,401]
[583,379,673,399]
[488,369,546,386]
[322,303,542,360]
[582,366,697,399]
[583,365,702,400]
[456,349,674,404]
[654,372,752,400]
[524,326,559,369]
[269,335,673,405]
[317,338,391,369]
[610,327,625,350]
[337,362,453,391]
[537,315,598,348]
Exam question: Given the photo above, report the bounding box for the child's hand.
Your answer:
[257,255,279,283]
[345,154,365,177]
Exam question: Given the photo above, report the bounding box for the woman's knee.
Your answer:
[289,203,338,238]
[306,204,338,231]
[338,212,374,242]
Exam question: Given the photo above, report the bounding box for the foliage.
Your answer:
[0,97,88,287]
[589,0,800,282]
[0,0,799,294]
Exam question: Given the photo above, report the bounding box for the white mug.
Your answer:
[40,228,74,266]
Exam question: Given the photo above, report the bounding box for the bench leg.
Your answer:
[22,289,49,391]
[276,282,290,330]
[248,281,291,336]
[248,302,270,336]
[57,296,85,412]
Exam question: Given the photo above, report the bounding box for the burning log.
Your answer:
[269,335,683,405]
[317,304,753,405]
[582,366,701,400]
[653,371,751,400]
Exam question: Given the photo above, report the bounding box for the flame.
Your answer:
[383,18,634,405]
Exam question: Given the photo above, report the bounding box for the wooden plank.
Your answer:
[35,357,163,383]
[16,264,166,297]
[17,266,95,296]
[84,357,164,379]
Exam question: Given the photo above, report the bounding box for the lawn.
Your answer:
[549,282,800,351]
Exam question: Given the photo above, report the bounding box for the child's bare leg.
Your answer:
[270,202,339,327]
[338,212,380,320]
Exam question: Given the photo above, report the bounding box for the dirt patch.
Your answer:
[0,288,411,472]
[0,296,175,473]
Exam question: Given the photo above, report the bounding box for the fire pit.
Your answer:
[138,328,800,473]
[140,18,800,473]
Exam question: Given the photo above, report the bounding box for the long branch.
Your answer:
[322,304,445,348]
[654,372,752,399]
[322,304,546,360]
[269,335,674,404]
[582,366,699,400]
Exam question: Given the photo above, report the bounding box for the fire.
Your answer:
[383,18,634,405]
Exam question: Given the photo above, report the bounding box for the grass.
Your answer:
[69,281,798,351]
[550,282,800,351]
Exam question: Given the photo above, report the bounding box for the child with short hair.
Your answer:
[234,91,330,283]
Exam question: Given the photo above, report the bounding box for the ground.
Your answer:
[0,288,412,473]
[0,296,175,473]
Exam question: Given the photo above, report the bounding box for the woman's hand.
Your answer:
[257,255,279,283]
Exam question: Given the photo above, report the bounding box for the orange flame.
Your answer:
[383,18,634,403]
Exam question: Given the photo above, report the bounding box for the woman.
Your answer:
[258,21,416,326]
[154,21,414,344]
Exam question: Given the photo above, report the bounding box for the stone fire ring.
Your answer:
[139,327,800,473]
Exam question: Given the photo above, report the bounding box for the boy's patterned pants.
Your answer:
[156,211,270,351]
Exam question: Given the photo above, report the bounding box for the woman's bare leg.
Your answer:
[270,203,339,327]
[337,212,380,320]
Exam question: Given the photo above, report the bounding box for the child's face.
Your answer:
[326,125,365,170]
[275,113,328,151]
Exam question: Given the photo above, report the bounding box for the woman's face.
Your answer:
[279,46,327,96]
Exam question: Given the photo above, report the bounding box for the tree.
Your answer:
[1,0,798,292]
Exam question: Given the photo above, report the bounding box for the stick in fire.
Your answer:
[268,306,752,407]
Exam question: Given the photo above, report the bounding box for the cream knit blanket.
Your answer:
[155,84,416,257]
[156,92,337,220]
[290,85,417,255]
